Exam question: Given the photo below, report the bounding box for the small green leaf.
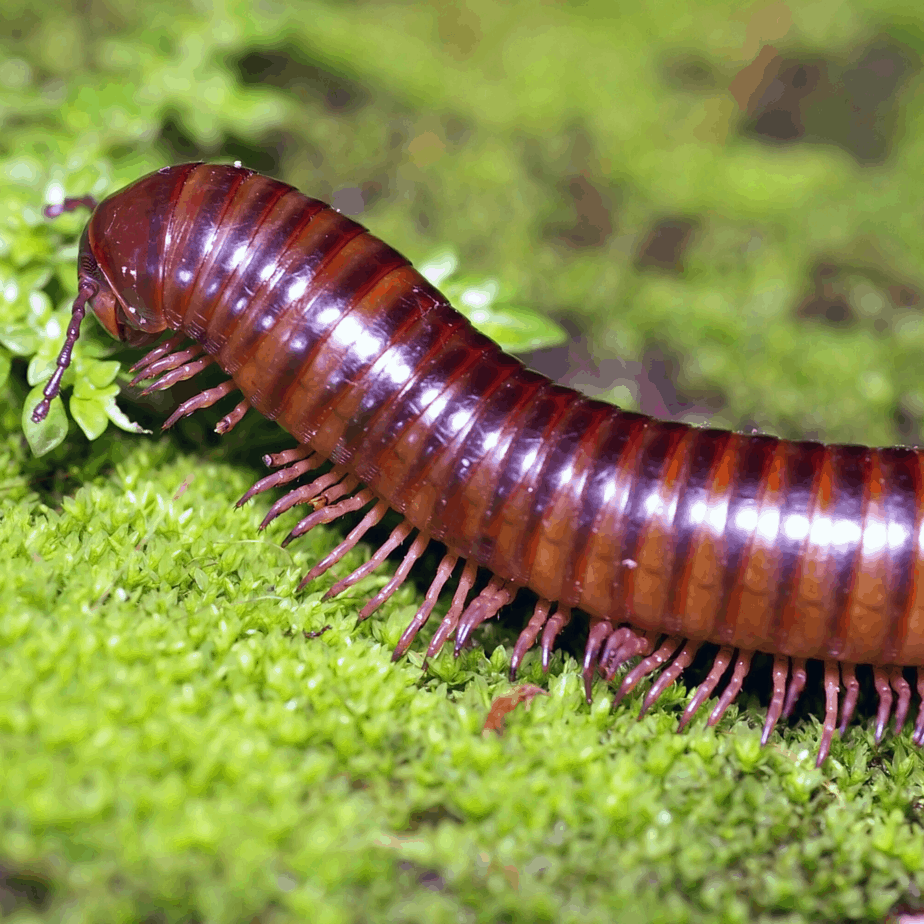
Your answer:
[103,395,150,435]
[70,394,109,440]
[73,377,118,401]
[460,305,569,353]
[0,348,10,388]
[86,359,121,388]
[27,353,56,386]
[23,384,67,456]
[0,323,39,356]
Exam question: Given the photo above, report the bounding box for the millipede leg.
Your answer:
[678,646,733,732]
[581,620,613,702]
[454,578,516,654]
[706,649,754,728]
[782,657,807,719]
[873,666,893,744]
[162,379,238,429]
[286,488,374,549]
[509,598,552,680]
[640,640,701,718]
[599,628,655,682]
[761,655,789,745]
[613,636,684,707]
[890,667,912,736]
[539,607,571,671]
[130,343,204,386]
[358,532,430,622]
[236,453,323,508]
[141,355,215,394]
[321,520,414,600]
[817,660,840,767]
[297,500,389,589]
[425,560,479,661]
[272,468,351,534]
[129,332,186,376]
[838,663,859,736]
[215,399,250,433]
[264,444,316,469]
[914,670,924,746]
[392,553,459,660]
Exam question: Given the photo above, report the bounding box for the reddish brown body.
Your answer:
[34,162,924,764]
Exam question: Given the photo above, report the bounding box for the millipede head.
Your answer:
[32,188,167,423]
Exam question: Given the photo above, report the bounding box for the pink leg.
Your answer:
[613,636,684,707]
[215,399,250,433]
[286,489,374,553]
[141,355,215,394]
[129,333,186,376]
[297,500,389,590]
[640,639,701,717]
[425,560,479,662]
[782,657,807,719]
[891,667,912,736]
[539,607,571,671]
[130,343,204,386]
[678,646,733,732]
[581,620,614,702]
[873,666,893,744]
[599,628,655,682]
[163,379,238,429]
[392,553,459,660]
[706,649,754,727]
[321,520,414,600]
[269,468,351,534]
[816,660,840,767]
[454,578,516,654]
[358,532,430,621]
[509,598,552,680]
[236,453,323,508]
[838,663,859,736]
[264,444,316,469]
[761,655,789,745]
[914,669,924,746]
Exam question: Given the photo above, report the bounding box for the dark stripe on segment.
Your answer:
[824,445,870,660]
[205,187,305,354]
[338,308,468,474]
[185,177,292,342]
[553,405,616,608]
[566,410,651,606]
[882,447,923,662]
[662,428,735,635]
[212,199,334,370]
[351,338,484,485]
[391,351,522,516]
[151,164,199,322]
[766,441,829,655]
[160,165,251,329]
[302,268,447,453]
[616,421,693,622]
[426,368,548,551]
[709,433,780,645]
[518,400,613,597]
[473,385,577,582]
[263,236,411,418]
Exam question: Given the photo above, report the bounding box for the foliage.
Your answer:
[2,0,924,921]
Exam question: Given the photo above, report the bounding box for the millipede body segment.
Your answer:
[33,162,924,765]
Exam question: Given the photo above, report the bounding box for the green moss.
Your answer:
[2,1,924,921]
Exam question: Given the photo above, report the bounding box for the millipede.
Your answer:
[32,161,924,766]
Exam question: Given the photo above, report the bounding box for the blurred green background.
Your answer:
[4,1,924,922]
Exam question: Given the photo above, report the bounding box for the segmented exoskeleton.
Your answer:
[34,162,924,765]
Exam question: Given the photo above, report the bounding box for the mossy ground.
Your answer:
[3,1,924,921]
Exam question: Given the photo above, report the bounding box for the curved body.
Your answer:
[35,162,924,762]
